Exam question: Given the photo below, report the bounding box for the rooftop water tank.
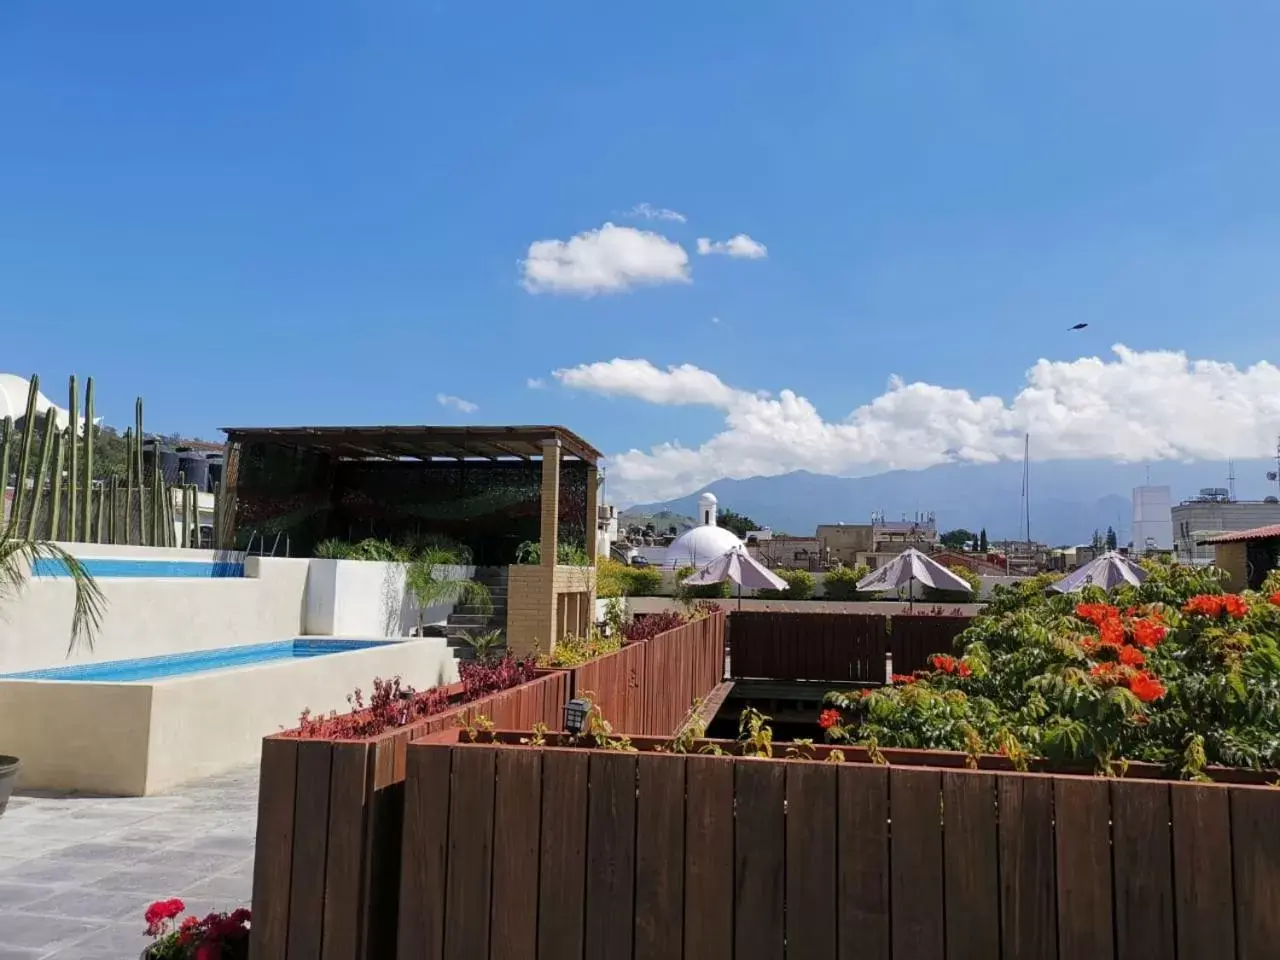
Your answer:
[178,453,210,492]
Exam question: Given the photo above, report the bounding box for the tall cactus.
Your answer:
[134,399,147,545]
[96,481,107,543]
[179,471,190,547]
[11,374,40,528]
[108,475,120,544]
[81,377,94,542]
[49,428,67,539]
[67,376,79,541]
[26,408,57,539]
[0,416,12,526]
[212,480,223,550]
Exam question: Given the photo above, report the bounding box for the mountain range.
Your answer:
[622,458,1279,546]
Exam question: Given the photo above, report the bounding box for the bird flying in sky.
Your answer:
[1069,322,1089,330]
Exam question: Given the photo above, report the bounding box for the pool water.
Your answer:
[3,639,394,682]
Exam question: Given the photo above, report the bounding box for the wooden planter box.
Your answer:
[398,738,1280,960]
[249,669,569,960]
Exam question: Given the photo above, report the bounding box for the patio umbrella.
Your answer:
[1051,551,1147,593]
[682,545,787,610]
[855,547,974,608]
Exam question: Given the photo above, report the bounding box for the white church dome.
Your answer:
[665,490,742,568]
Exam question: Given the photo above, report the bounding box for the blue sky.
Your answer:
[4,2,1280,502]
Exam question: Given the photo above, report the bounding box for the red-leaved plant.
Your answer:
[143,899,249,959]
[290,655,538,740]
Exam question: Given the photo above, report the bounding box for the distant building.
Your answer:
[662,492,743,569]
[816,523,874,567]
[1172,492,1280,564]
[872,513,938,554]
[1131,486,1173,554]
[1197,524,1280,590]
[747,534,822,570]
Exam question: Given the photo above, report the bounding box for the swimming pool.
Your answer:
[3,638,394,682]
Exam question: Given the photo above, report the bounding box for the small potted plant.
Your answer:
[141,899,250,959]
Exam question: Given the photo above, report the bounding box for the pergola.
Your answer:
[219,425,603,654]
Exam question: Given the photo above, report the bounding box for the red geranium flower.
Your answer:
[818,708,841,730]
[929,654,958,674]
[957,662,972,678]
[1269,591,1280,607]
[890,674,916,685]
[1127,671,1167,703]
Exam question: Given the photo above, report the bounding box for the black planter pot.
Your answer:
[0,755,19,817]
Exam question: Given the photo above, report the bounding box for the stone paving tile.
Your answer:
[0,762,258,959]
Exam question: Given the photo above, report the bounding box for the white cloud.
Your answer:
[625,202,687,223]
[710,316,721,324]
[552,346,1280,502]
[436,393,478,413]
[696,234,768,259]
[526,377,546,389]
[521,222,691,295]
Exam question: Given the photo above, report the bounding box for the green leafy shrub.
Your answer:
[675,565,732,600]
[515,539,591,566]
[626,565,663,597]
[822,564,871,601]
[538,629,621,668]
[822,564,1280,777]
[594,558,662,597]
[758,568,815,600]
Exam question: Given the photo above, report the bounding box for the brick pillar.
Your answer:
[539,439,561,567]
[585,465,599,563]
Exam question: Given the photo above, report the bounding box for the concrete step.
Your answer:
[447,613,503,628]
[454,605,506,616]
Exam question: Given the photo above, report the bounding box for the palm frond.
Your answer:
[0,524,106,654]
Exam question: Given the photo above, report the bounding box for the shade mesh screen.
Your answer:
[228,441,589,563]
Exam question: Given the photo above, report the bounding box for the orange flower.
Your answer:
[1182,593,1247,619]
[818,709,841,730]
[1118,645,1146,667]
[1098,618,1125,648]
[1222,594,1248,618]
[890,674,916,685]
[1269,591,1280,607]
[957,662,972,678]
[929,654,958,674]
[1127,671,1167,703]
[1090,662,1122,683]
[1076,602,1119,626]
[1131,619,1167,649]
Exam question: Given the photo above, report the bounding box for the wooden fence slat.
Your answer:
[443,747,495,959]
[287,741,333,960]
[1230,785,1280,960]
[538,750,590,960]
[734,759,786,960]
[585,753,638,960]
[635,754,686,960]
[1171,783,1235,960]
[684,755,735,960]
[321,742,370,960]
[786,762,838,958]
[490,748,543,960]
[1112,780,1175,960]
[837,764,890,960]
[396,745,452,960]
[1054,777,1114,960]
[251,737,300,960]
[942,771,1000,960]
[890,767,944,960]
[361,738,406,960]
[998,775,1058,960]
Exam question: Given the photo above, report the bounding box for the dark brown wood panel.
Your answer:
[1171,783,1235,960]
[396,745,452,960]
[728,611,901,682]
[1230,785,1280,960]
[734,759,786,960]
[251,737,300,960]
[998,775,1057,960]
[442,746,496,959]
[889,767,944,960]
[1111,780,1175,960]
[635,754,686,960]
[684,755,735,960]
[942,771,1001,960]
[837,764,890,960]
[287,740,333,960]
[538,750,590,960]
[490,748,543,960]
[321,741,370,960]
[1054,776,1114,960]
[584,753,638,960]
[786,762,838,958]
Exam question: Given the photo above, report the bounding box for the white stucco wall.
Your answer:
[0,545,310,674]
[0,637,459,795]
[303,559,477,637]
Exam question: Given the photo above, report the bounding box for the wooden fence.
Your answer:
[249,670,569,960]
[565,610,725,735]
[728,611,972,682]
[398,741,1280,960]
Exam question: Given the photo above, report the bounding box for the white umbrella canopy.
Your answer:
[683,545,787,592]
[1051,551,1147,593]
[855,548,975,596]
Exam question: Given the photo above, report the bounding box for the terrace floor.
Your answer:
[0,764,257,959]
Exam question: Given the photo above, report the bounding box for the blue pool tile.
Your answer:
[31,558,245,579]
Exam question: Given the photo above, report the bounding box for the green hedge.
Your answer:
[821,564,871,601]
[758,568,816,600]
[675,565,733,600]
[596,559,663,598]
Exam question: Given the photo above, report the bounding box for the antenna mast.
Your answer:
[1019,433,1031,546]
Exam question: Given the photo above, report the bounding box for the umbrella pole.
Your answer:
[738,581,742,612]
